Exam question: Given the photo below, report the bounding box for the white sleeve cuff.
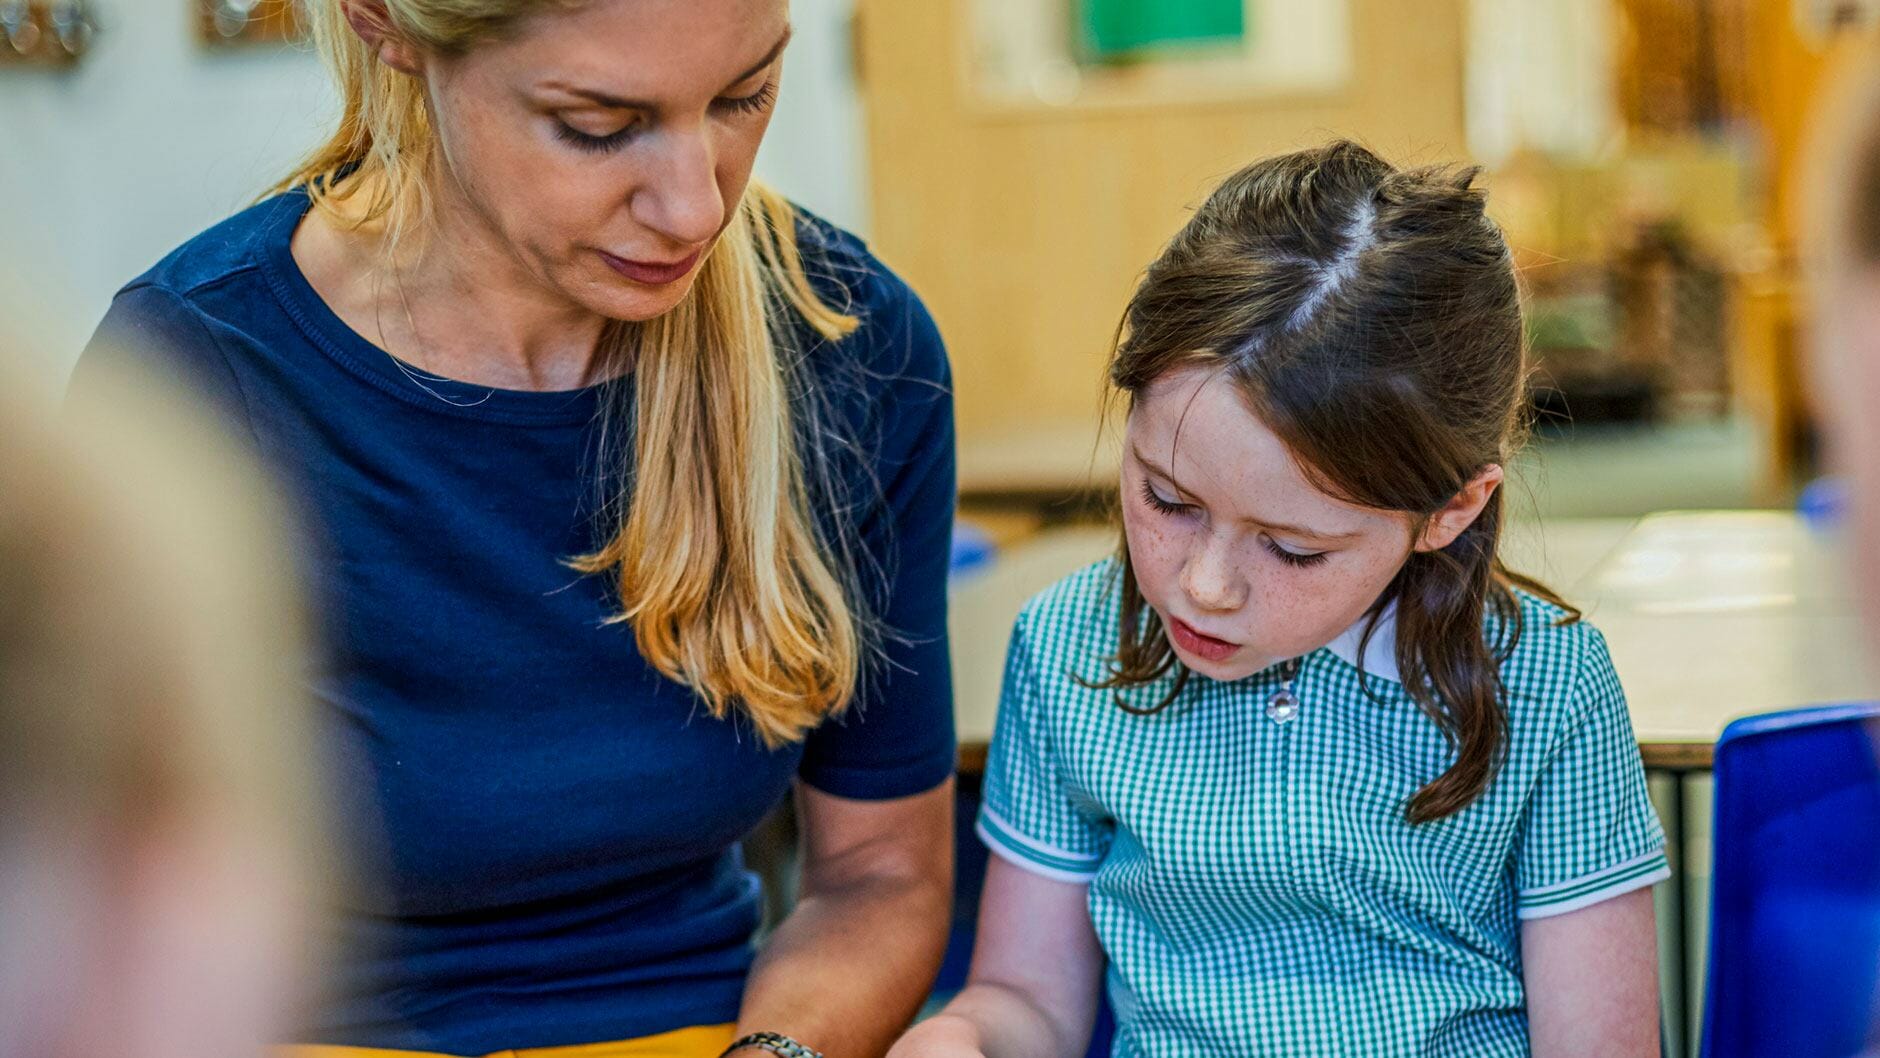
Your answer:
[1516,849,1671,920]
[975,806,1102,884]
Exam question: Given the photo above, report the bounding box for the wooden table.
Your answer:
[949,511,1876,772]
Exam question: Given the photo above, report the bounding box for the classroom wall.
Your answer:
[857,0,1471,488]
[0,0,866,384]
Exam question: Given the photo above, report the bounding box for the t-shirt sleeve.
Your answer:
[1512,626,1670,919]
[796,271,958,800]
[68,282,254,444]
[975,616,1109,883]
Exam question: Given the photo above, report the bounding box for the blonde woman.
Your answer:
[72,1,957,1056]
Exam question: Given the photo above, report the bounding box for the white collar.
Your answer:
[1319,600,1401,683]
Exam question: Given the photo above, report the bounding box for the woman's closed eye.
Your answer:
[555,117,644,153]
[714,79,778,118]
[553,81,779,155]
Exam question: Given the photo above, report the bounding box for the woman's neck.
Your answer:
[293,180,613,393]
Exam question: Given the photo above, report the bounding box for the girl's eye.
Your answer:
[1139,479,1190,516]
[1263,537,1329,569]
[715,80,779,117]
[555,120,641,154]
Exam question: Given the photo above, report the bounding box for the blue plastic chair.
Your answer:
[1701,703,1880,1058]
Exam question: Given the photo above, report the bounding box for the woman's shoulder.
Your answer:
[119,192,302,311]
[787,203,948,385]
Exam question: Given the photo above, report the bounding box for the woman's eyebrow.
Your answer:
[539,27,793,112]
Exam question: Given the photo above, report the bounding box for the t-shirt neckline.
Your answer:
[257,190,605,426]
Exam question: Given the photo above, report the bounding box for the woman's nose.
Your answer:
[629,127,725,249]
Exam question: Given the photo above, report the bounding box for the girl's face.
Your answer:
[1121,365,1498,681]
[373,0,789,322]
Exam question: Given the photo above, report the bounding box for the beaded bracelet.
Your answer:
[720,1030,824,1058]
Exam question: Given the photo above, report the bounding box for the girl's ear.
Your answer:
[340,0,424,76]
[1413,464,1505,553]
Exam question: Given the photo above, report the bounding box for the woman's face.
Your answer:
[1120,365,1496,681]
[406,0,790,322]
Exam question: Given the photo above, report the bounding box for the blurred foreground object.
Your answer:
[0,344,331,1058]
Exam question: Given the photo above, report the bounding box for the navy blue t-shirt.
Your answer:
[73,191,956,1053]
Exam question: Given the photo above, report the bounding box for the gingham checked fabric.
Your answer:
[977,559,1669,1058]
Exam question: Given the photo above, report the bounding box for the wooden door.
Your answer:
[856,0,1470,499]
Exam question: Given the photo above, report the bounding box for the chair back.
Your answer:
[1701,703,1880,1058]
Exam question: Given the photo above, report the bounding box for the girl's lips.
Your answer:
[1168,616,1240,663]
[599,248,702,286]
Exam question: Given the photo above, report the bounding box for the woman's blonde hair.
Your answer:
[278,0,868,746]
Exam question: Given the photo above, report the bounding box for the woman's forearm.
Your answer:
[734,869,951,1058]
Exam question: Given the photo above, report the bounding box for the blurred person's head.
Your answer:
[1812,56,1880,643]
[1096,141,1568,825]
[0,352,325,1058]
[283,0,876,748]
[1806,47,1880,1058]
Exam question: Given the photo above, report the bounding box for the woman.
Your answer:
[72,1,958,1056]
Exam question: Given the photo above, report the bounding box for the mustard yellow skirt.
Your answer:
[280,1023,738,1058]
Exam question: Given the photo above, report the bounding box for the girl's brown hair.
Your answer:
[1101,140,1576,824]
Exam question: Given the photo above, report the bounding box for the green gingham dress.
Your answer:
[977,559,1669,1058]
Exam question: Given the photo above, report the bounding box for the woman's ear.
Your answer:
[1413,464,1505,553]
[340,0,424,76]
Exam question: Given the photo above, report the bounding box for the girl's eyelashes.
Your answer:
[553,80,778,155]
[1138,478,1189,516]
[1262,537,1329,568]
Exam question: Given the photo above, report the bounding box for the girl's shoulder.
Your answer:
[1494,586,1624,727]
[1004,557,1131,695]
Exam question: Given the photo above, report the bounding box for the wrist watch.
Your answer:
[721,1031,824,1058]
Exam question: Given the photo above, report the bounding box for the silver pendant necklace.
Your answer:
[1264,656,1303,724]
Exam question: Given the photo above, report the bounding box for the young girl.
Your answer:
[893,142,1667,1058]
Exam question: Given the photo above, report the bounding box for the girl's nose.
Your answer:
[1180,534,1247,614]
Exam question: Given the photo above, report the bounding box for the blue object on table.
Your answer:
[1701,702,1880,1058]
[950,522,997,582]
[1797,475,1848,530]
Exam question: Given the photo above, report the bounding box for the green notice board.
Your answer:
[1080,0,1247,60]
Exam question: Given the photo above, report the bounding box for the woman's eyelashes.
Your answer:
[554,120,641,153]
[1138,478,1329,568]
[717,80,779,117]
[553,81,780,155]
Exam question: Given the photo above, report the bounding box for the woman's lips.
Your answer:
[599,248,702,286]
[1168,616,1240,664]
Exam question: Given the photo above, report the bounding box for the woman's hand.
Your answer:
[735,780,955,1058]
[1522,887,1662,1058]
[890,856,1105,1058]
